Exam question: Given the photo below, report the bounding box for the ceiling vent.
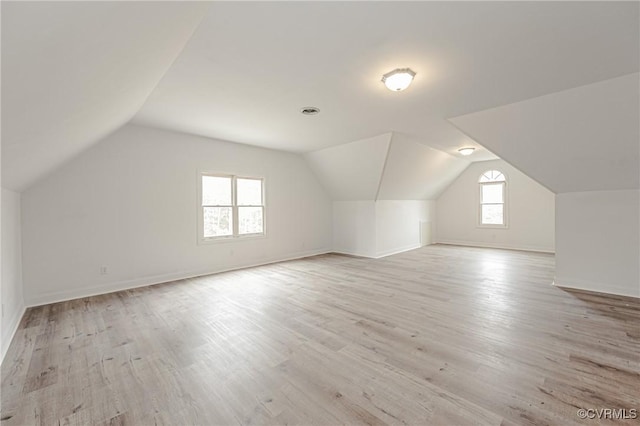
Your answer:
[301,107,320,115]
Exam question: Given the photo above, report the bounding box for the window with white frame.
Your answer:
[199,173,264,241]
[478,170,506,226]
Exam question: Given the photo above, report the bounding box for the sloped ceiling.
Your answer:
[131,1,637,156]
[305,132,469,201]
[1,1,208,191]
[2,2,638,192]
[449,73,639,194]
[378,134,470,200]
[304,134,391,201]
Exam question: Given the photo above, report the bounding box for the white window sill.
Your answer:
[198,233,267,245]
[477,224,509,230]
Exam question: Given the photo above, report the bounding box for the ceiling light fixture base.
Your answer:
[382,68,416,91]
[458,147,476,156]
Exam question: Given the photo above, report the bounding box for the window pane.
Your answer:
[482,183,503,203]
[202,176,231,205]
[479,170,506,183]
[203,207,233,237]
[238,206,264,235]
[482,205,504,225]
[237,178,262,206]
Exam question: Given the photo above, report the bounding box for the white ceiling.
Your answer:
[304,131,470,201]
[1,1,208,191]
[132,1,638,155]
[450,73,640,194]
[305,133,391,201]
[377,133,470,200]
[2,1,638,192]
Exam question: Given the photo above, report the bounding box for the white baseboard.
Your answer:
[374,243,421,259]
[553,277,640,299]
[436,240,555,254]
[332,243,422,259]
[331,248,376,258]
[26,248,331,307]
[1,302,26,366]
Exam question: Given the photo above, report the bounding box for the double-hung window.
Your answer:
[478,170,506,227]
[199,173,265,242]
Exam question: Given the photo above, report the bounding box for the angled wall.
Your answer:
[304,133,391,201]
[449,73,639,193]
[378,133,469,200]
[2,1,208,191]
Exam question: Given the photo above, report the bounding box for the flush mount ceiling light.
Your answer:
[458,147,476,156]
[301,107,320,115]
[381,68,416,91]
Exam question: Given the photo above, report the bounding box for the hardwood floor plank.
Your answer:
[2,245,638,425]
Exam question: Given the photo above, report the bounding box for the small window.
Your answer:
[478,170,506,227]
[199,173,265,241]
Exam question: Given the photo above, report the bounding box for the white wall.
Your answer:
[375,200,434,257]
[377,134,470,200]
[555,190,639,298]
[21,124,332,306]
[333,200,435,258]
[305,134,391,201]
[332,201,377,258]
[1,188,25,362]
[436,159,555,253]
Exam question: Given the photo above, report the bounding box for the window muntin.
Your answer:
[479,170,505,183]
[479,170,506,227]
[236,178,264,236]
[200,174,265,241]
[202,176,233,238]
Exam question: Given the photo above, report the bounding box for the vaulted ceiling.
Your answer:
[450,73,639,194]
[1,1,208,191]
[2,1,638,194]
[305,132,469,201]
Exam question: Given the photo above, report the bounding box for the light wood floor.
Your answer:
[1,245,638,425]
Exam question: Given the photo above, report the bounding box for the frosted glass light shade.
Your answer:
[458,147,475,156]
[382,68,416,91]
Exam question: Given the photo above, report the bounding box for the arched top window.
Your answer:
[479,170,505,183]
[478,170,507,227]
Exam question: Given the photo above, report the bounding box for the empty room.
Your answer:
[1,1,638,425]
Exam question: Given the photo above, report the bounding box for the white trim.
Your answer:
[436,240,555,254]
[478,169,508,228]
[26,249,330,308]
[553,277,640,299]
[199,233,267,245]
[197,172,266,244]
[478,181,507,228]
[332,244,422,259]
[331,248,376,258]
[375,243,422,259]
[1,302,26,366]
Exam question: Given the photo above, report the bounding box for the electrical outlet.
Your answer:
[100,266,108,275]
